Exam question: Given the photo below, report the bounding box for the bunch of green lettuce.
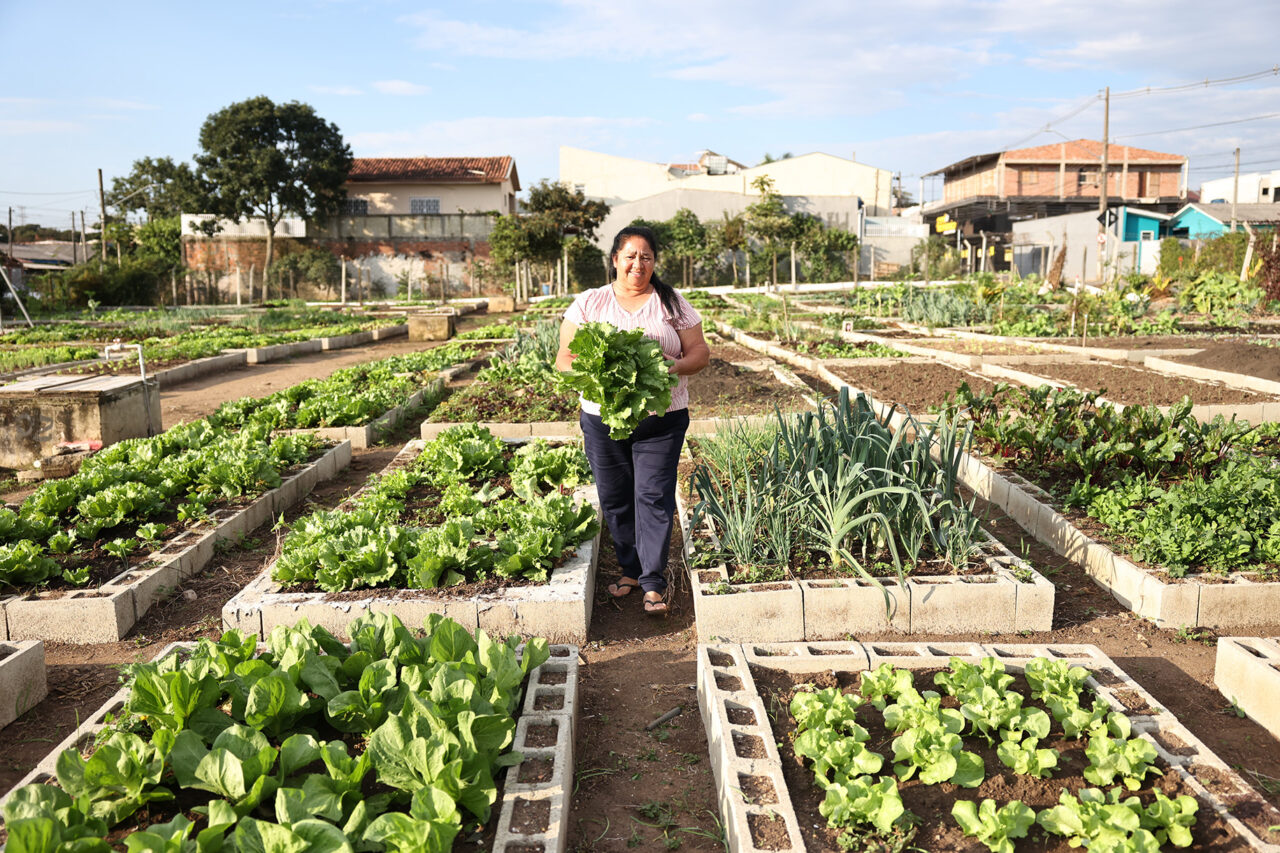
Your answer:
[560,321,678,439]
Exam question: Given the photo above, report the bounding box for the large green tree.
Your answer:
[665,208,705,287]
[108,156,210,219]
[524,180,610,241]
[195,96,352,276]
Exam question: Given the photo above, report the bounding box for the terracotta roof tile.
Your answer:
[348,156,517,188]
[1005,140,1185,163]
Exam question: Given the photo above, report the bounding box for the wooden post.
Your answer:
[80,211,87,263]
[236,265,242,306]
[1231,147,1241,231]
[248,264,256,303]
[790,241,797,290]
[70,213,77,264]
[97,168,107,262]
[1096,86,1109,282]
[340,258,347,303]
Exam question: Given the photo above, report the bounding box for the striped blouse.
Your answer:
[563,285,703,415]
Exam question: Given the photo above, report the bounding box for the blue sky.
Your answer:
[3,0,1279,227]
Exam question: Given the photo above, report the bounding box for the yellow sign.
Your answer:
[935,214,957,234]
[1003,248,1013,263]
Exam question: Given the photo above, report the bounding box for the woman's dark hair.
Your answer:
[609,225,684,322]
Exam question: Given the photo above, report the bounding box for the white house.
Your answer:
[1199,170,1280,206]
[342,156,520,216]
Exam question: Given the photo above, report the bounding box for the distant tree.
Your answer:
[792,213,859,282]
[745,175,792,284]
[2,223,75,243]
[757,152,793,166]
[892,184,915,208]
[524,180,610,241]
[665,208,706,287]
[713,211,748,285]
[195,96,352,278]
[108,156,211,219]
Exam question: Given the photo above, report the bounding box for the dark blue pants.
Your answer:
[580,408,689,595]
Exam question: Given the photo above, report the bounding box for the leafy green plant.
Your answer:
[951,798,1035,853]
[559,322,678,439]
[1083,732,1160,790]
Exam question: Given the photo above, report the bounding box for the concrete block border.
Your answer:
[0,636,579,853]
[954,451,1280,628]
[1214,637,1280,741]
[0,441,352,644]
[698,640,1280,853]
[1146,355,1280,397]
[678,491,1054,640]
[222,439,602,644]
[0,640,46,729]
[493,643,579,853]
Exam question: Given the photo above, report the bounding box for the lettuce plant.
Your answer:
[952,798,1036,853]
[560,321,678,439]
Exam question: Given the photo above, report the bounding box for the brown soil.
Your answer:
[1173,340,1280,383]
[1013,362,1274,406]
[753,666,1259,852]
[828,362,997,414]
[689,357,813,418]
[708,339,780,363]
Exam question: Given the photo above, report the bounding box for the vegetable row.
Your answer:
[273,425,597,593]
[789,655,1197,853]
[2,612,550,853]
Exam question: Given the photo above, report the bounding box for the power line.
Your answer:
[0,188,97,197]
[1111,65,1280,99]
[1115,112,1280,140]
[1002,95,1101,151]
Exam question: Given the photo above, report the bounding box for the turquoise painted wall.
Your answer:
[1170,208,1224,239]
[1122,210,1165,242]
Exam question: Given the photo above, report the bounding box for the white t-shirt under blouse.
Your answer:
[563,285,703,416]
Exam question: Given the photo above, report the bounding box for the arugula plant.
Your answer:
[559,321,678,439]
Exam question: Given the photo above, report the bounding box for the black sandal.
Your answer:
[643,595,669,617]
[607,580,640,598]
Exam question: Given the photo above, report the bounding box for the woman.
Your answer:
[555,226,711,616]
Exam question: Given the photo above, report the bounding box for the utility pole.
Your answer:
[1096,86,1110,283]
[97,168,108,262]
[80,211,87,261]
[1230,147,1241,231]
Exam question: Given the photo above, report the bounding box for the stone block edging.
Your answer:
[1214,637,1280,741]
[0,637,578,853]
[281,380,443,450]
[222,439,601,644]
[153,352,248,388]
[678,489,1053,641]
[1146,355,1280,398]
[0,441,352,644]
[0,640,46,729]
[699,640,1280,853]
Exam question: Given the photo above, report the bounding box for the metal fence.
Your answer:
[316,213,497,241]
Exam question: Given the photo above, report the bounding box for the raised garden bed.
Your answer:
[0,439,351,643]
[945,383,1280,628]
[1213,637,1280,741]
[224,431,601,644]
[679,390,1053,640]
[826,361,998,413]
[0,640,45,729]
[698,641,1280,852]
[992,360,1276,408]
[0,614,579,853]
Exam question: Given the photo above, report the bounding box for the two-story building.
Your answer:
[924,140,1188,235]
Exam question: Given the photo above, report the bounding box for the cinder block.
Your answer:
[801,579,909,637]
[260,596,480,640]
[909,576,1017,633]
[6,588,134,644]
[119,561,183,619]
[528,421,580,438]
[1196,580,1280,629]
[408,314,454,341]
[743,641,870,672]
[693,580,803,643]
[1214,637,1280,740]
[488,295,516,313]
[0,640,46,729]
[521,653,580,722]
[477,586,588,645]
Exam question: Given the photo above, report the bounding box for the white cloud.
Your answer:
[311,85,364,96]
[91,98,158,111]
[0,119,82,135]
[373,80,430,95]
[687,113,709,122]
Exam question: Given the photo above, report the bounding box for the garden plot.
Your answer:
[206,343,482,450]
[979,358,1279,418]
[824,360,999,414]
[0,613,578,853]
[679,390,1053,641]
[0,640,45,729]
[698,641,1280,853]
[1157,339,1280,392]
[1213,637,1280,741]
[1,435,350,640]
[224,428,601,644]
[944,383,1280,628]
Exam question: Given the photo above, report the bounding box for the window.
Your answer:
[573,183,586,194]
[1077,169,1098,186]
[1140,230,1155,241]
[410,197,441,214]
[341,198,369,215]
